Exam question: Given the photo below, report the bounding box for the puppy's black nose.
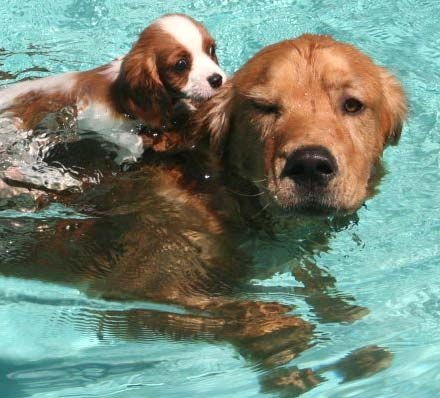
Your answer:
[207,73,223,88]
[282,146,338,187]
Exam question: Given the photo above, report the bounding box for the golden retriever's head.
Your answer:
[199,35,407,213]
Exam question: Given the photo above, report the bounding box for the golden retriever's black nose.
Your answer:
[207,73,223,88]
[282,146,338,187]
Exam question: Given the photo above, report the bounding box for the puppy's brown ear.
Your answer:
[121,50,162,94]
[380,69,407,146]
[112,49,171,125]
[197,81,234,154]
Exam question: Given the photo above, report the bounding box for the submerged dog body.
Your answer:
[1,35,406,394]
[0,13,226,190]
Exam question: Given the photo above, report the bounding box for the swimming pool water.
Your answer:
[1,0,439,397]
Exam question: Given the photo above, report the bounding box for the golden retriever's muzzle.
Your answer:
[281,145,338,189]
[278,145,340,212]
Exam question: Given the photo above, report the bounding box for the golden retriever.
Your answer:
[1,34,406,395]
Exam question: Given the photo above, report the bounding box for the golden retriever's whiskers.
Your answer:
[250,199,272,219]
[226,188,265,197]
[252,178,268,184]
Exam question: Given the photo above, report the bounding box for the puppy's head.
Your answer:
[113,14,226,127]
[200,35,407,214]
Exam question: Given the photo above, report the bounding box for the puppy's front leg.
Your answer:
[139,99,199,153]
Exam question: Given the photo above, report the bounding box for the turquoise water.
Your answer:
[1,0,440,397]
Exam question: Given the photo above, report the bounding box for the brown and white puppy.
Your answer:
[0,13,225,190]
[200,34,406,214]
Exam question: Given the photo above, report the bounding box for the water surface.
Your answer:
[1,1,439,397]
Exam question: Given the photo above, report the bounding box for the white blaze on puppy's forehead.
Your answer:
[157,14,204,53]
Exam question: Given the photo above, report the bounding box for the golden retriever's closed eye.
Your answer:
[198,34,407,213]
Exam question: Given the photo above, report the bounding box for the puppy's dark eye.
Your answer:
[251,101,280,116]
[343,97,364,114]
[208,45,216,57]
[174,58,189,73]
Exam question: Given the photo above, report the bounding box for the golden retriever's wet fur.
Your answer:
[0,35,406,395]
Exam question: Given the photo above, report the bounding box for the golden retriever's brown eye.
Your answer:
[251,101,280,116]
[343,97,364,114]
[174,58,189,73]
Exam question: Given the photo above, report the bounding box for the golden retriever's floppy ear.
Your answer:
[111,49,172,123]
[196,81,234,154]
[380,69,408,146]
